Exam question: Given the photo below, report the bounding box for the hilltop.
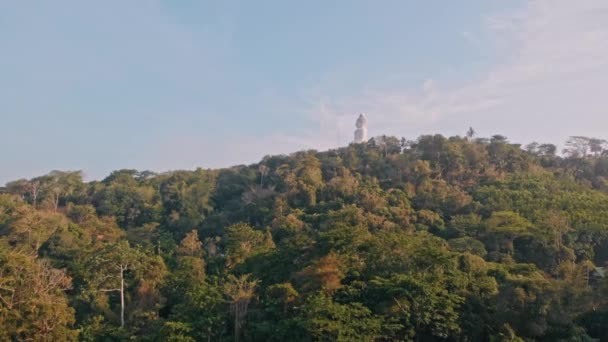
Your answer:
[2,134,608,341]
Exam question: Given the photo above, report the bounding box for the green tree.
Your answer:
[224,274,259,342]
[296,293,382,342]
[484,211,532,255]
[0,248,78,341]
[83,241,142,328]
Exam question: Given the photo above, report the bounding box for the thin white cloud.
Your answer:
[275,0,608,148]
[5,0,607,180]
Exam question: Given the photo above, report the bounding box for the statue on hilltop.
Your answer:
[354,113,368,143]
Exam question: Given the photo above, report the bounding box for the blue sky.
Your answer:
[2,0,608,184]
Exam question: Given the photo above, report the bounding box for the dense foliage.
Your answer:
[2,134,608,341]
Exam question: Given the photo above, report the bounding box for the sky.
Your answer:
[1,0,608,184]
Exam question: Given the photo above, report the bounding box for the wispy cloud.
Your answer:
[4,1,607,180]
[276,0,608,149]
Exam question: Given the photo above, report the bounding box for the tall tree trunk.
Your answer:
[234,304,239,342]
[120,266,125,328]
[53,192,60,212]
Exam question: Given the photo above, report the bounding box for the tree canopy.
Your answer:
[2,133,608,341]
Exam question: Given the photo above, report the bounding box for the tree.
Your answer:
[484,211,531,255]
[525,142,539,154]
[466,127,476,140]
[4,179,41,207]
[36,171,83,212]
[177,230,204,257]
[589,138,607,156]
[540,211,571,249]
[164,280,225,342]
[2,204,68,251]
[295,253,345,294]
[225,223,275,268]
[3,132,608,340]
[296,293,382,342]
[224,274,259,342]
[0,248,78,341]
[259,164,269,187]
[368,274,464,340]
[538,143,557,156]
[84,241,142,328]
[159,321,196,342]
[491,135,508,144]
[563,136,607,158]
[448,237,487,257]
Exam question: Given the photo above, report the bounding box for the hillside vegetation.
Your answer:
[2,134,608,341]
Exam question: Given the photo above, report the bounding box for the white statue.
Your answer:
[354,113,368,143]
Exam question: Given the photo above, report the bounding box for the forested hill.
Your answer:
[3,134,608,341]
